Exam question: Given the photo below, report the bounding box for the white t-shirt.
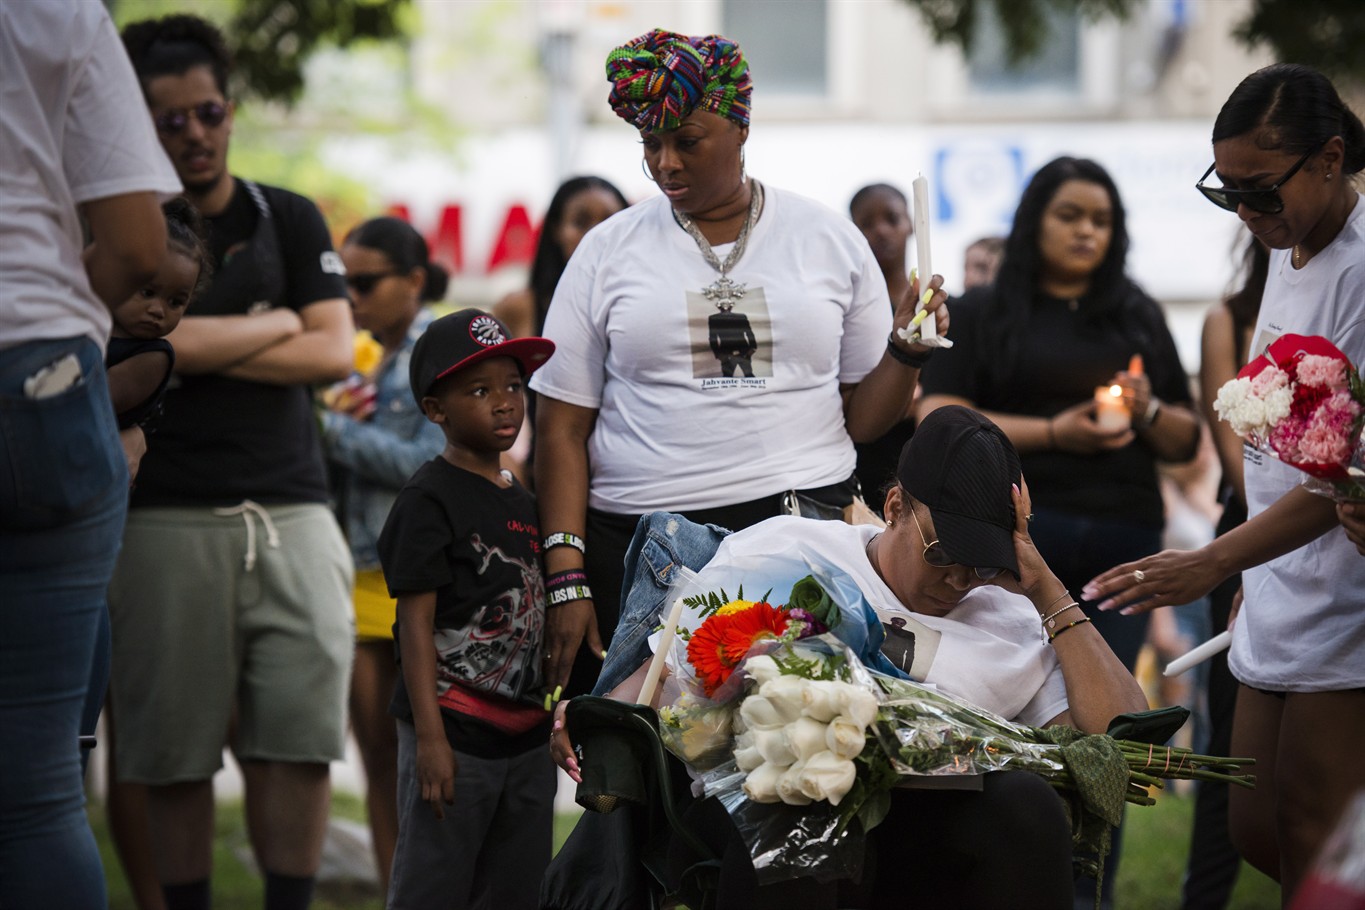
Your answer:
[1230,193,1365,692]
[530,185,892,513]
[0,2,181,352]
[687,517,1069,727]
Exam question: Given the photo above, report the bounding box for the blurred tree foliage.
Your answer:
[229,0,411,102]
[899,0,1365,83]
[110,0,412,102]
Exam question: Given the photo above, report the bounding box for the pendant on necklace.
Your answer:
[703,275,748,310]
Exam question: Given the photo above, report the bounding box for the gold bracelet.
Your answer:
[1048,616,1092,643]
[1043,590,1072,611]
[1040,602,1081,632]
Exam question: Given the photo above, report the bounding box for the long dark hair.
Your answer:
[1225,234,1269,350]
[980,156,1138,386]
[529,176,628,333]
[344,217,449,302]
[1213,63,1365,175]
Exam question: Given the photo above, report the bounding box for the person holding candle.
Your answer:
[918,155,1199,907]
[848,182,920,503]
[1084,63,1365,903]
[531,29,948,698]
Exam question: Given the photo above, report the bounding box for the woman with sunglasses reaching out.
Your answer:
[321,216,450,896]
[1087,63,1365,903]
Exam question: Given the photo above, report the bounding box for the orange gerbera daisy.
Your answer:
[687,602,788,696]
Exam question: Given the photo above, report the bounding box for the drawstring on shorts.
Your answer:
[213,500,281,571]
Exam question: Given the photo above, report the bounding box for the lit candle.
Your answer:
[637,596,685,707]
[911,174,939,342]
[1094,384,1130,432]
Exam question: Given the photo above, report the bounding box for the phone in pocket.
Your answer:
[23,353,83,399]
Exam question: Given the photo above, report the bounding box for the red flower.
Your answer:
[686,602,789,697]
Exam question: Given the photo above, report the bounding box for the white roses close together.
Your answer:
[733,654,880,807]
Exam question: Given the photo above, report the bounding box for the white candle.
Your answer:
[911,174,938,341]
[1094,384,1130,432]
[1163,631,1233,678]
[637,596,685,707]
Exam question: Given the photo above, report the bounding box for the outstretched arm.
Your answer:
[1083,485,1340,613]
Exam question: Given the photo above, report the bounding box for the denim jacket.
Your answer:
[323,309,446,570]
[593,512,732,696]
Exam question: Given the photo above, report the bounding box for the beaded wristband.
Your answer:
[546,584,593,607]
[1047,615,1092,643]
[543,532,586,554]
[886,336,932,368]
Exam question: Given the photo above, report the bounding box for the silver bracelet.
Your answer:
[1040,602,1081,632]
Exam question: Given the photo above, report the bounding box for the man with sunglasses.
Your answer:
[107,15,355,910]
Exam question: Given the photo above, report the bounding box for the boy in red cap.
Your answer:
[377,309,555,909]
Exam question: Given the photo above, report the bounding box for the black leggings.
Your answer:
[670,771,1074,910]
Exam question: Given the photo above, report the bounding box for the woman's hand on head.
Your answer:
[996,479,1063,601]
[1051,398,1134,454]
[548,698,581,782]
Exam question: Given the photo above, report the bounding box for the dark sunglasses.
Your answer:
[345,270,404,295]
[908,508,1004,581]
[1195,145,1320,214]
[153,100,228,135]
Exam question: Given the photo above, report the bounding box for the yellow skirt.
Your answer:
[354,568,397,641]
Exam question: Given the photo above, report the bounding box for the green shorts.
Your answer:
[108,502,355,784]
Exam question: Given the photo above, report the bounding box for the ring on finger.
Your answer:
[1133,569,1146,583]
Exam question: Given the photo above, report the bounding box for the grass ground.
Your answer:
[92,789,1280,909]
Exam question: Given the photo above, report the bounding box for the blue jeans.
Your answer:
[0,335,126,910]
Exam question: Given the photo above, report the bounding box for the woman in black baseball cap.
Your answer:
[551,405,1147,908]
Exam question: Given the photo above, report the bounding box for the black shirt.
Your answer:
[920,285,1191,527]
[131,179,348,507]
[105,336,174,430]
[378,457,550,757]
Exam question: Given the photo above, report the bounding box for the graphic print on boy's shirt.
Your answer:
[434,532,544,704]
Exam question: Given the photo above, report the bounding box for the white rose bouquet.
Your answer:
[654,575,1254,886]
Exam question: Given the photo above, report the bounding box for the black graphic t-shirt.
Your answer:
[378,457,548,756]
[132,180,348,507]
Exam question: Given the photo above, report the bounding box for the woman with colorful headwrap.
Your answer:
[529,29,949,698]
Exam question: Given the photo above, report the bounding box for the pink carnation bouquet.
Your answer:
[1213,334,1365,501]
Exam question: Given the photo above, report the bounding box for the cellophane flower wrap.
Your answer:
[1214,333,1365,501]
[654,550,1255,885]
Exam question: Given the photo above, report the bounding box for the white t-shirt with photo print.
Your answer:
[530,184,892,513]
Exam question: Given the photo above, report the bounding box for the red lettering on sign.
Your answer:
[487,204,537,273]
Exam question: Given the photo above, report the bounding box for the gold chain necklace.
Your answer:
[672,180,764,310]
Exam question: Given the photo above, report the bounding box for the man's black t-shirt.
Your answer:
[378,457,549,757]
[920,285,1192,527]
[132,179,348,507]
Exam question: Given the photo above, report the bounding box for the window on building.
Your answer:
[721,0,828,97]
[966,4,1080,96]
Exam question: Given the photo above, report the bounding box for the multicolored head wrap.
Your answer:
[605,29,752,132]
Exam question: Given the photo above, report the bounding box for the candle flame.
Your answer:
[1109,384,1123,398]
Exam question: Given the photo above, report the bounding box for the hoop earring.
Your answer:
[641,158,655,183]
